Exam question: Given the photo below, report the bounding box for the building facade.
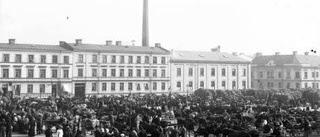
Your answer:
[0,39,73,98]
[170,50,251,93]
[251,51,320,89]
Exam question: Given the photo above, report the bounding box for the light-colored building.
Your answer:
[170,50,251,93]
[63,39,170,96]
[0,39,73,98]
[251,51,320,89]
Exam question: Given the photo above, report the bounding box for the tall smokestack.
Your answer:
[142,0,149,47]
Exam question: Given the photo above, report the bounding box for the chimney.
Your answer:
[116,41,122,46]
[211,45,221,52]
[232,52,237,56]
[275,52,280,55]
[75,39,82,45]
[106,40,112,46]
[59,41,65,46]
[305,52,309,55]
[155,43,161,47]
[239,53,244,55]
[293,51,297,55]
[8,39,15,44]
[142,0,149,47]
[255,52,262,57]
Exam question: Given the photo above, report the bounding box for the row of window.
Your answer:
[2,54,69,64]
[259,82,320,89]
[176,80,247,89]
[91,82,166,91]
[258,71,320,79]
[2,68,69,78]
[78,54,166,64]
[177,68,247,77]
[78,68,166,77]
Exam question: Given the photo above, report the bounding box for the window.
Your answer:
[111,69,116,77]
[137,69,141,77]
[278,72,282,78]
[242,81,246,89]
[92,55,97,63]
[295,72,300,78]
[111,83,116,91]
[177,82,181,89]
[222,81,226,88]
[222,68,226,77]
[232,68,236,77]
[40,84,45,93]
[267,71,274,78]
[63,70,69,78]
[27,69,34,78]
[144,83,149,90]
[78,54,84,63]
[188,68,193,76]
[211,81,215,89]
[52,55,58,64]
[242,69,246,76]
[52,69,58,78]
[287,83,291,88]
[78,68,83,77]
[92,83,97,91]
[317,72,319,78]
[28,55,34,63]
[2,69,9,78]
[3,54,9,62]
[129,56,133,64]
[15,69,21,78]
[317,83,319,89]
[92,69,97,77]
[145,69,149,77]
[177,68,181,77]
[27,84,33,93]
[137,56,141,64]
[120,56,124,63]
[200,81,204,88]
[279,82,282,88]
[200,68,204,77]
[40,69,46,78]
[304,83,308,88]
[161,57,166,64]
[137,83,141,91]
[188,81,193,89]
[287,72,291,79]
[260,71,264,78]
[102,83,107,91]
[312,83,315,88]
[120,69,124,77]
[15,54,21,63]
[41,55,46,63]
[120,83,124,91]
[161,82,166,90]
[102,55,107,63]
[112,55,116,63]
[296,83,300,88]
[128,69,133,77]
[211,68,215,76]
[232,81,236,89]
[153,69,157,77]
[161,69,165,77]
[304,72,308,79]
[312,72,315,78]
[63,56,69,64]
[153,57,157,64]
[145,56,149,64]
[102,69,107,77]
[128,83,133,91]
[153,82,157,90]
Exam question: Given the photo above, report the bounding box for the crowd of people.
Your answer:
[0,92,319,137]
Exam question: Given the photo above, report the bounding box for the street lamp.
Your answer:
[186,84,189,107]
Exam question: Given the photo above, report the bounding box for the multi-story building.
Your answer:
[170,50,251,92]
[0,39,73,98]
[251,51,320,89]
[64,39,170,96]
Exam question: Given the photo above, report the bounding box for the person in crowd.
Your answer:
[0,118,7,137]
[44,125,52,137]
[57,125,64,137]
[28,117,36,137]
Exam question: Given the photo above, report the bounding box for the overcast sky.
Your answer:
[1,0,320,55]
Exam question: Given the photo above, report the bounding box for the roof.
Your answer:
[238,54,254,61]
[252,54,320,66]
[171,50,251,64]
[66,43,170,54]
[0,43,69,51]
